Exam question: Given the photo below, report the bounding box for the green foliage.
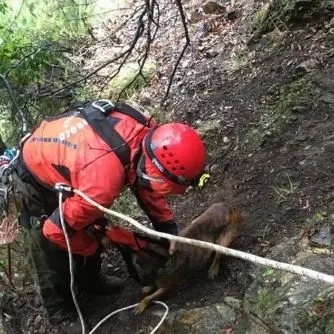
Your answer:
[305,211,327,229]
[108,61,157,99]
[248,0,334,38]
[257,287,279,314]
[263,268,275,277]
[110,187,146,227]
[0,0,97,142]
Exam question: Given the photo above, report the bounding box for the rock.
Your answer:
[320,93,334,105]
[148,300,242,334]
[223,136,230,143]
[244,236,334,334]
[293,59,319,77]
[210,164,220,173]
[172,302,240,333]
[227,9,240,21]
[205,49,219,58]
[310,224,333,248]
[292,105,308,113]
[203,1,226,15]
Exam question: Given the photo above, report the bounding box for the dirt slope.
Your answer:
[2,0,334,333]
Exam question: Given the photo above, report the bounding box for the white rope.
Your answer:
[88,301,169,334]
[72,188,334,285]
[57,185,168,334]
[58,191,87,334]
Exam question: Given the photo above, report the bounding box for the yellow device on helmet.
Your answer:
[197,173,211,190]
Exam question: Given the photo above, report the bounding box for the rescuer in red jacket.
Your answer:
[11,100,206,333]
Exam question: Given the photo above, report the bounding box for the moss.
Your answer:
[244,77,320,149]
[257,287,281,315]
[108,61,156,99]
[294,297,334,333]
[266,28,288,47]
[305,211,327,229]
[110,187,145,227]
[230,51,252,72]
[247,0,323,39]
[246,2,271,32]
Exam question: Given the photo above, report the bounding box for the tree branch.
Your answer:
[0,74,28,134]
[163,0,190,102]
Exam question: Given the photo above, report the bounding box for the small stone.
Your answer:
[293,59,319,77]
[310,225,333,248]
[223,136,230,143]
[210,164,220,173]
[320,93,334,105]
[292,105,308,112]
[205,49,219,58]
[203,1,227,15]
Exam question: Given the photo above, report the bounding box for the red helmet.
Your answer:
[137,123,206,194]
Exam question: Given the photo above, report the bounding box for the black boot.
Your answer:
[60,318,84,334]
[78,251,125,295]
[85,274,125,295]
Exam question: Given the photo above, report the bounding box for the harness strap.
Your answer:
[79,100,150,167]
[113,102,148,126]
[80,107,131,166]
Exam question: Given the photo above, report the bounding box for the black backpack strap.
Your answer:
[113,102,149,126]
[79,100,151,167]
[79,103,131,166]
[89,100,149,125]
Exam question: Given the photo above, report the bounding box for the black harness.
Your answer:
[75,100,151,167]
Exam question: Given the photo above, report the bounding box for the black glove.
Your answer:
[152,220,178,236]
[85,217,109,240]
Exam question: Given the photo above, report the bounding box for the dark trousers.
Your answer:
[11,163,101,323]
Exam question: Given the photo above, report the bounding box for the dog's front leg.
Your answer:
[136,288,167,314]
[208,252,221,279]
[208,227,240,279]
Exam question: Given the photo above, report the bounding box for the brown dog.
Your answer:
[134,202,244,313]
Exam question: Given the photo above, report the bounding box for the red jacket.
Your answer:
[22,106,175,256]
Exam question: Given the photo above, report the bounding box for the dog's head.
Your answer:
[108,227,170,286]
[131,239,170,286]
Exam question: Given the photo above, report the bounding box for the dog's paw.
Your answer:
[135,300,149,314]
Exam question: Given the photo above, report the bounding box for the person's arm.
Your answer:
[133,187,178,236]
[43,154,125,256]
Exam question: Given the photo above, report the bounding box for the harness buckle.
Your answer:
[29,216,47,229]
[92,100,115,115]
[55,183,73,194]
